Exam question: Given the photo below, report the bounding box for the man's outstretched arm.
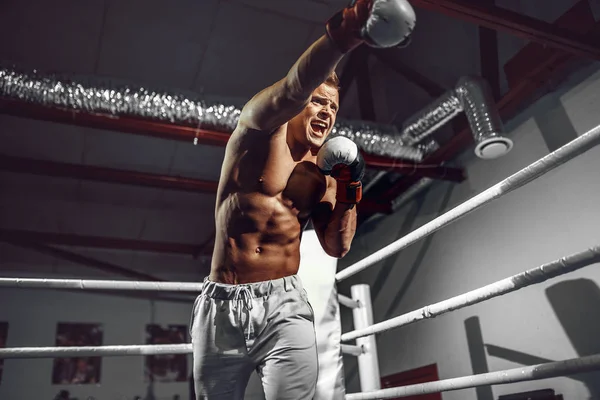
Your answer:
[238,35,343,133]
[238,0,416,133]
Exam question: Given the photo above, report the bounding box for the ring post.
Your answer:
[351,284,381,392]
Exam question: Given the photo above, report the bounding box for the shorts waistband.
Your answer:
[201,275,304,300]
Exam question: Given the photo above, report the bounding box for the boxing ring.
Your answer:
[2,122,600,399]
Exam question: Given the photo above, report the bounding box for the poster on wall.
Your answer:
[52,323,103,385]
[145,324,187,382]
[0,322,7,384]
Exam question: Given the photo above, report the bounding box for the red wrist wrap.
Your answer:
[326,12,362,53]
[326,1,372,53]
[337,181,363,204]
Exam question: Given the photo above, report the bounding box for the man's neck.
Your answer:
[287,135,315,162]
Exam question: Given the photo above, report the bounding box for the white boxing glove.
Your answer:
[326,0,416,53]
[317,136,365,204]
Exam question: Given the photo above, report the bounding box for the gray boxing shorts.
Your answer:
[189,274,318,399]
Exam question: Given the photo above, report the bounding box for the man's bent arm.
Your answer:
[312,184,357,258]
[239,35,344,133]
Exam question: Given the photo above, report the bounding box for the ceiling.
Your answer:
[0,0,595,286]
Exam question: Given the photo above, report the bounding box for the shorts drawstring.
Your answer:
[233,285,254,340]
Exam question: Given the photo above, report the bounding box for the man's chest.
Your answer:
[282,162,328,216]
[233,155,327,215]
[229,129,328,214]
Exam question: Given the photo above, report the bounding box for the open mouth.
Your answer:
[310,120,328,136]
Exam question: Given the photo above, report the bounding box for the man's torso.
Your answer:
[209,125,329,284]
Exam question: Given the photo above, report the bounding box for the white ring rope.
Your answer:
[0,278,203,291]
[346,353,600,399]
[0,344,192,359]
[341,246,600,341]
[336,122,600,281]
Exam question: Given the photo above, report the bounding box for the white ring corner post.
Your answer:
[351,284,381,392]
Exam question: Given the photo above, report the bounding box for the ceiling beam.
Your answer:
[410,0,600,61]
[0,155,218,194]
[361,153,465,182]
[503,0,596,91]
[477,0,501,100]
[0,229,211,257]
[0,152,465,194]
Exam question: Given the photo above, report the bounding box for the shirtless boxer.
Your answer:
[190,0,416,398]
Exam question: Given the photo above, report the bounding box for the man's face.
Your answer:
[289,83,339,150]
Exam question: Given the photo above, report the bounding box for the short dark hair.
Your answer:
[324,71,340,90]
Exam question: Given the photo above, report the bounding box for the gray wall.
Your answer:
[0,289,193,400]
[339,65,600,399]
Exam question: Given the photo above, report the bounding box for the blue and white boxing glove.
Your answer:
[326,0,417,53]
[317,136,365,204]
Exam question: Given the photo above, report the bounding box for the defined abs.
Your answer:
[213,193,302,282]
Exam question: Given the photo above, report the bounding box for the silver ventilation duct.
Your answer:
[456,76,513,159]
[399,75,511,160]
[400,91,462,146]
[0,66,427,161]
[388,76,512,213]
